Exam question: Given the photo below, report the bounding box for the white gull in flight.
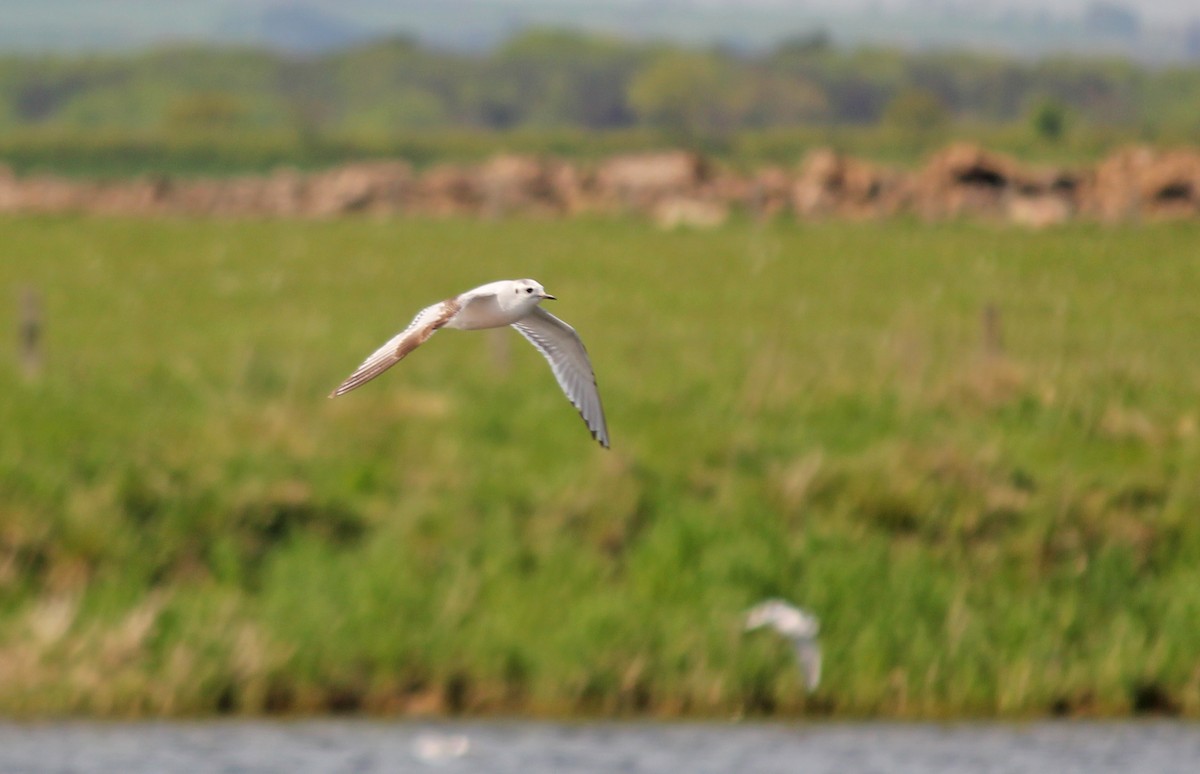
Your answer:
[744,599,822,693]
[330,278,609,448]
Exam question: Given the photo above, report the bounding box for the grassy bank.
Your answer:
[1,215,1198,718]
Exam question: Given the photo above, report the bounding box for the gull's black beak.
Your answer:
[542,293,557,300]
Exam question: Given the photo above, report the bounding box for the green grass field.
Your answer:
[1,214,1198,718]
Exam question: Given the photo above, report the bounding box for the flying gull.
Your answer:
[330,278,609,448]
[744,598,822,693]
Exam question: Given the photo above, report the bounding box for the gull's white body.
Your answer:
[745,599,822,693]
[330,279,609,448]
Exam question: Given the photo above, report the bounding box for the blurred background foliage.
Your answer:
[0,30,1197,177]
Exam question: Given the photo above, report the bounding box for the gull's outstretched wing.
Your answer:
[329,298,461,397]
[794,639,822,693]
[511,306,609,448]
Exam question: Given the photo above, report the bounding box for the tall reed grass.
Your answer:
[1,215,1198,718]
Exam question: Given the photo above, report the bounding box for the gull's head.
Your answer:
[509,278,556,307]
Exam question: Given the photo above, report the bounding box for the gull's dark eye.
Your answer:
[525,287,534,294]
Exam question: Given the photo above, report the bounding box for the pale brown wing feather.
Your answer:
[329,298,460,397]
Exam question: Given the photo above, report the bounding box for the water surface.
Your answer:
[0,719,1196,773]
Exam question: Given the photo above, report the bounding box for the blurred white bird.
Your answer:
[329,278,609,448]
[744,598,822,693]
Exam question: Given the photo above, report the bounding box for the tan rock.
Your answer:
[792,147,906,219]
[414,163,483,216]
[477,154,569,217]
[1007,193,1072,229]
[306,161,412,217]
[594,151,709,210]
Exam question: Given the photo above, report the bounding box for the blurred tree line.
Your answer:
[0,29,1197,174]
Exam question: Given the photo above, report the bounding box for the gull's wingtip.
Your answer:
[591,425,610,449]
